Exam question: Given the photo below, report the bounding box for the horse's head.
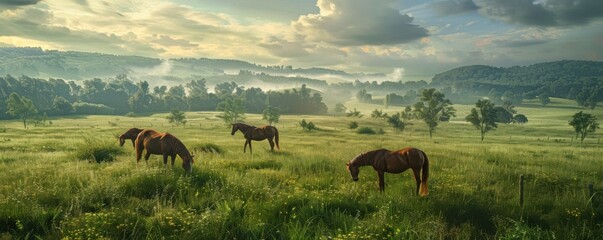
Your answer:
[118,134,126,146]
[346,162,359,181]
[182,155,194,173]
[230,124,238,135]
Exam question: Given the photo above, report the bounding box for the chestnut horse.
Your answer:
[135,129,194,172]
[230,123,280,154]
[346,148,429,196]
[119,128,143,148]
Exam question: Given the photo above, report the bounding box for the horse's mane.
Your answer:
[351,149,390,166]
[162,133,192,157]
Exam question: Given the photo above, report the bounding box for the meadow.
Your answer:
[0,98,602,239]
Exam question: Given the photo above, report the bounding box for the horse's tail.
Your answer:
[135,132,145,163]
[274,127,280,150]
[419,151,429,197]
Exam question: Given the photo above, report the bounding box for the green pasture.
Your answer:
[0,99,602,239]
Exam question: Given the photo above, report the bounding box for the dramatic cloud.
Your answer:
[430,0,479,16]
[293,0,428,46]
[474,0,603,27]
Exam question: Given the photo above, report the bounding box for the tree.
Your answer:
[513,114,528,124]
[262,105,281,125]
[6,93,38,128]
[128,81,152,113]
[346,108,363,118]
[371,109,387,119]
[386,112,407,133]
[299,119,315,131]
[166,109,187,126]
[348,121,358,130]
[52,96,72,115]
[465,99,498,141]
[538,93,551,106]
[216,96,246,124]
[334,103,347,113]
[569,111,599,143]
[413,88,456,138]
[401,106,414,120]
[153,86,167,99]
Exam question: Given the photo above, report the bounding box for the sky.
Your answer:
[1,0,602,80]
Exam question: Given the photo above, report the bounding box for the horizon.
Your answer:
[1,0,602,80]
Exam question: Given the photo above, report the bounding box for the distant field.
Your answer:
[0,99,602,239]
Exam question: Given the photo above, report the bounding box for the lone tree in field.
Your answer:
[371,109,387,119]
[216,96,246,124]
[6,92,38,128]
[466,99,498,141]
[569,111,599,143]
[386,112,407,133]
[166,109,187,126]
[262,105,281,125]
[334,103,346,113]
[413,88,456,138]
[346,108,363,118]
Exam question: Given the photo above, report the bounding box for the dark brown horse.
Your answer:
[346,148,429,196]
[230,123,280,154]
[135,129,194,172]
[119,128,143,148]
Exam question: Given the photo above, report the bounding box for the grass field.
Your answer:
[0,99,602,239]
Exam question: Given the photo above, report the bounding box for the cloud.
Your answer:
[0,0,41,9]
[293,0,428,46]
[0,7,164,56]
[259,36,310,58]
[430,0,479,16]
[474,0,603,27]
[493,39,548,48]
[153,34,198,48]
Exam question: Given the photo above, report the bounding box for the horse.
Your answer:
[119,128,143,148]
[346,148,429,196]
[230,123,280,154]
[135,129,194,172]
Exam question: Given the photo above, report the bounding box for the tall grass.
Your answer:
[0,101,601,239]
[73,137,124,163]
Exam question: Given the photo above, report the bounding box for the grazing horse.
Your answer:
[119,128,143,148]
[346,148,429,196]
[230,123,280,154]
[135,129,194,172]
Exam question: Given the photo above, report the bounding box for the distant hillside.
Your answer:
[430,60,603,107]
[431,60,603,86]
[0,47,375,82]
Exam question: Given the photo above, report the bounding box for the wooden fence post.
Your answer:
[519,175,524,207]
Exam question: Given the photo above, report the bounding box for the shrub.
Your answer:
[74,138,124,163]
[192,143,224,154]
[73,102,115,115]
[356,127,376,134]
[348,121,358,129]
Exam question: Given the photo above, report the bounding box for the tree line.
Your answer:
[0,75,328,123]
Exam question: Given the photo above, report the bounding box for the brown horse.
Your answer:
[119,128,143,148]
[135,129,194,172]
[346,148,429,196]
[230,123,280,154]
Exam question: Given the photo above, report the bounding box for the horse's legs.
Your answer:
[144,152,151,166]
[248,140,252,154]
[170,154,176,167]
[244,140,248,153]
[412,168,421,195]
[378,170,385,192]
[162,154,169,168]
[268,138,275,151]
